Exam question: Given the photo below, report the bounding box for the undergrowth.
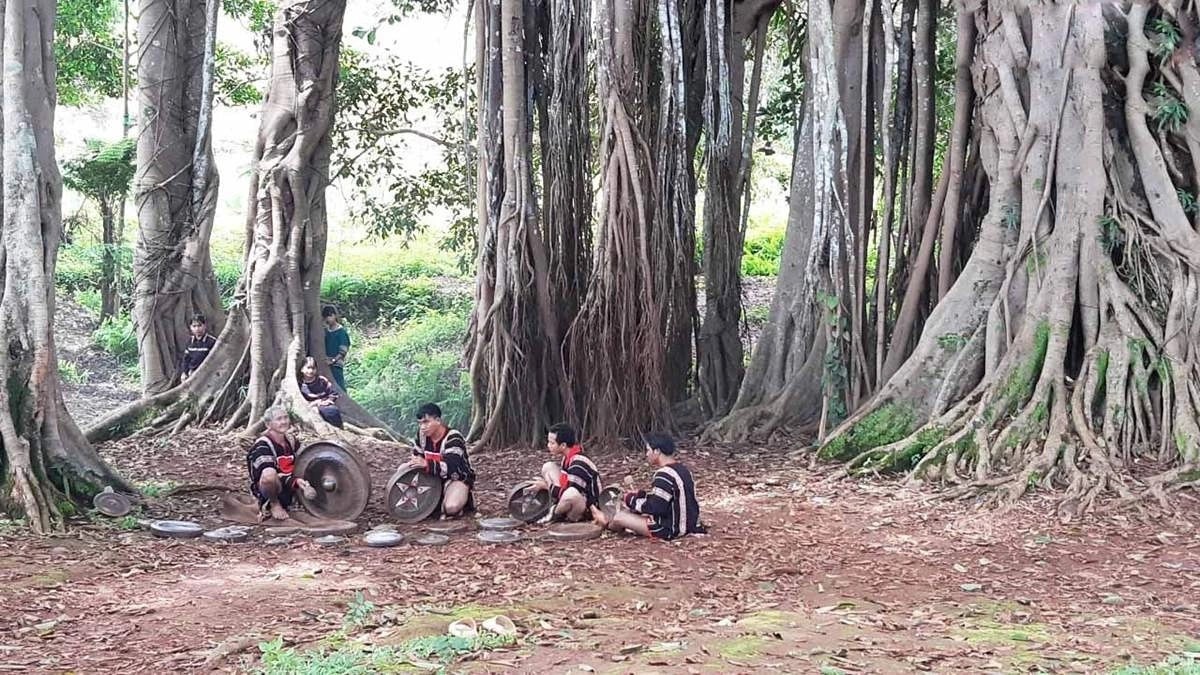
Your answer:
[349,311,470,429]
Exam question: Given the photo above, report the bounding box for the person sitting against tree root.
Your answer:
[528,422,602,524]
[591,433,705,540]
[246,406,317,521]
[403,402,475,517]
[179,313,217,382]
[299,356,344,428]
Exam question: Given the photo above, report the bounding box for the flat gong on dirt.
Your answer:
[386,467,443,523]
[293,440,372,521]
[202,526,251,543]
[363,530,405,548]
[479,517,522,531]
[478,530,522,544]
[150,520,204,539]
[507,480,551,523]
[547,522,603,542]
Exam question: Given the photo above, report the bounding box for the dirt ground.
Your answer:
[1,429,1198,674]
[22,297,1199,673]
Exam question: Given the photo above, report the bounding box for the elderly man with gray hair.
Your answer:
[246,406,317,521]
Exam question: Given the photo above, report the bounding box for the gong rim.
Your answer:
[477,530,522,544]
[386,467,444,523]
[598,486,623,518]
[93,491,132,517]
[507,480,551,523]
[294,440,372,521]
[547,522,603,541]
[150,520,204,539]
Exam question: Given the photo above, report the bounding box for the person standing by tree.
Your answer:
[179,313,217,382]
[322,305,350,391]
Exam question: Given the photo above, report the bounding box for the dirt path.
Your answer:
[1,433,1197,673]
[55,299,140,427]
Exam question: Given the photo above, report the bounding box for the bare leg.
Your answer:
[590,505,649,536]
[257,468,290,521]
[540,462,562,488]
[443,480,471,516]
[554,487,588,522]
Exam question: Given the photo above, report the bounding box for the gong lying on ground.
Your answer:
[293,440,372,521]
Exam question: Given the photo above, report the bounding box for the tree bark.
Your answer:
[541,0,592,393]
[651,0,702,406]
[132,0,225,395]
[467,0,573,447]
[564,0,671,438]
[99,199,118,321]
[88,0,395,444]
[707,0,863,442]
[1,0,130,533]
[695,0,779,419]
[823,3,1200,516]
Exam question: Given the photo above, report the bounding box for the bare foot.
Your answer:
[590,505,609,528]
[270,502,291,521]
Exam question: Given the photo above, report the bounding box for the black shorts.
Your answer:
[251,474,296,507]
[247,449,297,507]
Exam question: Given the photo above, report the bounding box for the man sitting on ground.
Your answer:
[179,313,217,382]
[529,422,602,523]
[591,433,704,540]
[403,403,475,517]
[246,406,316,521]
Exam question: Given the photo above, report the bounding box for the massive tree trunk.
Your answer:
[1,0,130,533]
[824,2,1200,516]
[695,0,778,418]
[468,0,572,447]
[541,0,592,391]
[132,0,224,395]
[564,0,671,437]
[87,0,393,443]
[651,0,703,406]
[708,0,867,441]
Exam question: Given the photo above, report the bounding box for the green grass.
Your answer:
[1112,653,1200,675]
[255,630,516,674]
[92,315,138,365]
[59,360,89,384]
[349,310,470,430]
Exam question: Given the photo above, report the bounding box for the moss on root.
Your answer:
[819,403,916,462]
[852,426,947,474]
[993,321,1051,420]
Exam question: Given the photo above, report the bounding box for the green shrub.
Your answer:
[691,228,786,277]
[74,288,102,314]
[742,229,785,277]
[321,270,468,325]
[348,311,470,430]
[212,255,242,306]
[57,242,135,301]
[92,315,138,365]
[59,361,89,384]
